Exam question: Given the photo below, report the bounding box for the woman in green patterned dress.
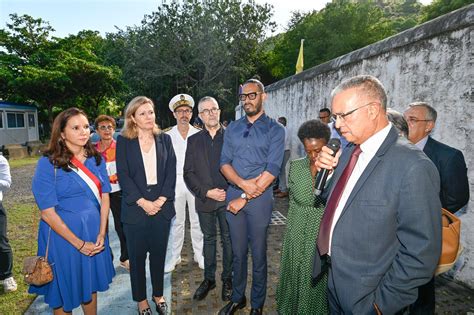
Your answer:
[276,119,331,315]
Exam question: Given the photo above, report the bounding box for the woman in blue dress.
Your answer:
[31,107,115,314]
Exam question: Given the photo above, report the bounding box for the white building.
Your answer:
[0,101,39,146]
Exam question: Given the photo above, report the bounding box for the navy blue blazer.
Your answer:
[116,133,176,224]
[423,136,469,213]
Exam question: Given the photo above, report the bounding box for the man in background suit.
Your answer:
[184,96,233,302]
[404,102,469,213]
[404,102,469,314]
[313,75,442,314]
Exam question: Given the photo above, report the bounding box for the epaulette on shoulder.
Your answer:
[163,127,172,132]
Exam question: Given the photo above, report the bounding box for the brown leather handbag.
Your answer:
[435,208,462,275]
[23,228,53,286]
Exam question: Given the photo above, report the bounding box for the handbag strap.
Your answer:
[42,165,56,262]
[44,228,51,262]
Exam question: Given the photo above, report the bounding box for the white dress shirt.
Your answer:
[415,135,429,150]
[166,125,200,175]
[328,123,392,254]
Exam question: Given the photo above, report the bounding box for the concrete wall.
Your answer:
[263,5,474,287]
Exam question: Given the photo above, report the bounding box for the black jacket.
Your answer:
[184,128,228,212]
[116,133,176,223]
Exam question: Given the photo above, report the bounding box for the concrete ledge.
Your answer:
[4,144,29,160]
[266,4,474,92]
[26,141,48,156]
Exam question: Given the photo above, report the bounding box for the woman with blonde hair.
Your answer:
[116,96,176,315]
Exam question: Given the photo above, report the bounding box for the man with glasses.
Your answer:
[95,115,129,270]
[219,79,285,315]
[403,102,469,314]
[183,96,233,302]
[312,75,441,314]
[319,107,348,150]
[165,94,204,273]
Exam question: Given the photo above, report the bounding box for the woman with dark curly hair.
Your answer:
[276,119,331,314]
[30,107,114,314]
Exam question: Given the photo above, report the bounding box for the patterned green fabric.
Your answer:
[276,157,329,315]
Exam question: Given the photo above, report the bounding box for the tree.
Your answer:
[264,1,395,80]
[420,0,474,22]
[102,0,274,125]
[0,14,126,128]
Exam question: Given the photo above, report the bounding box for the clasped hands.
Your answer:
[78,234,105,256]
[227,176,264,215]
[137,197,166,216]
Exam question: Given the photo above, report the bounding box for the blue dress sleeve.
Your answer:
[32,157,59,211]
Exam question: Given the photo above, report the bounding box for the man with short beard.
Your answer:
[165,94,204,273]
[219,79,285,315]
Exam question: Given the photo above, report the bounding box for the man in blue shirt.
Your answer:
[219,79,285,315]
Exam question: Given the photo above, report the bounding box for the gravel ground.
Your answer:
[4,163,37,205]
[9,161,474,314]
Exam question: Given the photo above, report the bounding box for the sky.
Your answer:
[0,0,433,38]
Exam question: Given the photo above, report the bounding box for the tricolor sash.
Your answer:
[70,157,102,205]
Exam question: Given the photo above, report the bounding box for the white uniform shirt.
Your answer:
[166,125,200,175]
[328,123,392,254]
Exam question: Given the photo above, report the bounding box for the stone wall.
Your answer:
[263,5,474,287]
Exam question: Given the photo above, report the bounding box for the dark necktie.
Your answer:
[317,145,362,256]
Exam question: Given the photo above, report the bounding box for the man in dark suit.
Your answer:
[183,96,233,302]
[404,102,469,314]
[404,102,469,213]
[313,75,442,314]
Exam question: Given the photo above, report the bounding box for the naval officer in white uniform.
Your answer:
[165,93,204,272]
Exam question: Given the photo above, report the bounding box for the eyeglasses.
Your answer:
[239,92,263,101]
[98,125,114,131]
[175,109,192,115]
[243,122,253,138]
[319,115,330,119]
[331,102,377,121]
[406,117,432,124]
[200,108,220,115]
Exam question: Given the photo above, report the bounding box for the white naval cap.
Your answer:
[168,93,194,112]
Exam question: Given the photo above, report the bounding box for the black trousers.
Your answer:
[110,191,128,262]
[198,206,233,282]
[0,201,13,280]
[123,214,170,301]
[409,277,435,314]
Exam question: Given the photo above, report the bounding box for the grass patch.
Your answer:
[8,157,40,169]
[0,201,39,313]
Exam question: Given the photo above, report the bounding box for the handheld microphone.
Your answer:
[314,138,341,196]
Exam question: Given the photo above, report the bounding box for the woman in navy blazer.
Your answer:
[116,96,176,315]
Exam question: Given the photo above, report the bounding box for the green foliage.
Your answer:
[420,0,474,22]
[0,201,39,314]
[102,0,274,124]
[0,14,126,129]
[264,1,397,80]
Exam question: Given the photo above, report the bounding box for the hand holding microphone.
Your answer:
[314,138,341,196]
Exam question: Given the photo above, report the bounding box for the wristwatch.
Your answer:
[241,192,248,200]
